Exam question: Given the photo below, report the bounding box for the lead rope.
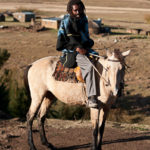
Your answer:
[85,56,109,85]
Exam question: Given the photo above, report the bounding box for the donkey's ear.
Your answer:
[122,50,131,57]
[106,50,112,57]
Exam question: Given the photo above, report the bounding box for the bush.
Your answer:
[0,48,29,118]
[8,79,30,118]
[0,48,88,120]
[0,49,10,113]
[0,48,10,69]
[48,101,90,120]
[0,69,10,113]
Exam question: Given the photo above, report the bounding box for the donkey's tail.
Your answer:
[24,64,32,99]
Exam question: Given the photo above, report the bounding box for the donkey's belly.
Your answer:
[50,81,87,105]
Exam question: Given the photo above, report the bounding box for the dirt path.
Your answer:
[0,119,150,150]
[1,2,150,14]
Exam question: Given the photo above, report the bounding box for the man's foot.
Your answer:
[86,96,98,108]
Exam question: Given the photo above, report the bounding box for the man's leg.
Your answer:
[76,54,97,108]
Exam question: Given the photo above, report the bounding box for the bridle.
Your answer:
[108,59,120,62]
[104,59,123,86]
[86,56,123,86]
[98,57,125,87]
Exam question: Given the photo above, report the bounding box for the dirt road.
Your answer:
[0,119,150,150]
[1,2,150,14]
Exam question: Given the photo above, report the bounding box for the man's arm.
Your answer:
[56,20,67,51]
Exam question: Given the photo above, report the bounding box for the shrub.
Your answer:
[0,49,10,113]
[0,48,10,69]
[49,101,90,120]
[8,79,30,118]
[0,69,10,113]
[0,48,29,118]
[0,48,88,120]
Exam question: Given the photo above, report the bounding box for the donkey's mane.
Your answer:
[114,49,128,69]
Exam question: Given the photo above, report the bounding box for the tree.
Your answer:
[0,48,10,113]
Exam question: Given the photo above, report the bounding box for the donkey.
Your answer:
[24,49,130,150]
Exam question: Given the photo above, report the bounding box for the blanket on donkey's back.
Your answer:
[52,61,84,83]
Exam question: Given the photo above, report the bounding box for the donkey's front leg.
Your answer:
[92,122,98,150]
[90,108,100,150]
[97,119,106,150]
[97,108,108,150]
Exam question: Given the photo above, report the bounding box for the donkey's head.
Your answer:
[103,49,131,97]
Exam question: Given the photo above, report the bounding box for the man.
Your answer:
[56,0,98,108]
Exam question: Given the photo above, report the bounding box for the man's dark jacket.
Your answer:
[56,14,94,51]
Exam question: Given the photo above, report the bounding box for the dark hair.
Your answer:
[67,0,85,14]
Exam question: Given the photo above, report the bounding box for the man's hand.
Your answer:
[76,47,87,55]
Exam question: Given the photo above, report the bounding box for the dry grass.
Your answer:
[0,0,150,8]
[144,14,150,24]
[15,7,38,13]
[1,27,149,124]
[0,0,150,125]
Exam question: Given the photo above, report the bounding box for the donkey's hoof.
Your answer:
[30,146,37,150]
[43,142,57,150]
[29,144,37,150]
[91,146,98,150]
[30,148,36,150]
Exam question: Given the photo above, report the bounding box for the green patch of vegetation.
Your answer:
[128,35,147,40]
[0,48,29,118]
[110,31,131,36]
[0,48,10,68]
[7,78,30,117]
[131,126,149,132]
[49,28,58,33]
[48,101,90,120]
[0,49,89,120]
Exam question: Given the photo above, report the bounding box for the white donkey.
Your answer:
[24,49,130,150]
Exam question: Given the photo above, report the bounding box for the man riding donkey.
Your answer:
[56,0,99,108]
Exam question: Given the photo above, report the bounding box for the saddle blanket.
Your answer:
[52,61,84,83]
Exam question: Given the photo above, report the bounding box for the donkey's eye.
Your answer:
[106,66,110,71]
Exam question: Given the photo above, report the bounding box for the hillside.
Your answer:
[0,0,150,125]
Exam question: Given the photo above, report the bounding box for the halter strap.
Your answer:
[108,59,120,62]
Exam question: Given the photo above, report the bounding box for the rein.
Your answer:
[85,56,109,85]
[86,55,126,86]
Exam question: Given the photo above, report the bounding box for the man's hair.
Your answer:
[67,0,85,14]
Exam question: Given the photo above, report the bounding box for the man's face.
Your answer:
[71,4,83,18]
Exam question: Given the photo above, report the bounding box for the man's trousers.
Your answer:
[76,54,97,97]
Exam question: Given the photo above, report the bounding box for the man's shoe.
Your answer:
[86,96,98,108]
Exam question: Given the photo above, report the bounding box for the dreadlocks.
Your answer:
[67,0,85,15]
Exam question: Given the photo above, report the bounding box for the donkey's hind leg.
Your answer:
[27,95,44,150]
[37,92,56,150]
